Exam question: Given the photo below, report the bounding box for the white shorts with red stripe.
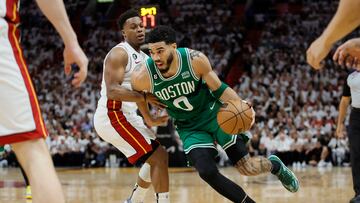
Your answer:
[0,18,47,145]
[94,100,156,164]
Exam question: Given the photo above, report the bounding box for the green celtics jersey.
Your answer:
[145,48,222,129]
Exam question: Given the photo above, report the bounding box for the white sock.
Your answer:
[130,184,148,203]
[155,192,170,203]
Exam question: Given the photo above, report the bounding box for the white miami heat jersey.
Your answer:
[97,41,149,113]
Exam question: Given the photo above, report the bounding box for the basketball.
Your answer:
[217,100,255,135]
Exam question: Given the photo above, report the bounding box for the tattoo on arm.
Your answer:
[190,50,201,60]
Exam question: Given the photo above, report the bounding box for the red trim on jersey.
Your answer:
[5,0,20,24]
[0,130,44,145]
[0,23,48,144]
[107,100,152,164]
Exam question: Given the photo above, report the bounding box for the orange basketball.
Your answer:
[217,100,255,135]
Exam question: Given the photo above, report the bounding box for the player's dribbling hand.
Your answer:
[306,36,332,70]
[145,93,167,108]
[333,38,360,70]
[63,43,89,87]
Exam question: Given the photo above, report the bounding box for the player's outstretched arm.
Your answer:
[35,0,88,87]
[189,49,242,102]
[306,0,360,70]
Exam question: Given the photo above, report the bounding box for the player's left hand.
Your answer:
[306,36,332,70]
[145,92,167,108]
[333,38,360,70]
[63,43,89,87]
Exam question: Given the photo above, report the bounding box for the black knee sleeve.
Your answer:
[197,161,218,182]
[188,148,219,182]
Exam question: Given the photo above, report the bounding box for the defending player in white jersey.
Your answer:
[93,9,170,203]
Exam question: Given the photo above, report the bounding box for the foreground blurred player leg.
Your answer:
[12,140,65,203]
[1,0,88,202]
[0,14,66,203]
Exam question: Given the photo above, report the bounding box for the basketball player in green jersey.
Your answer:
[131,26,299,202]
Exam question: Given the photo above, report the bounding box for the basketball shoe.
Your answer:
[268,155,299,193]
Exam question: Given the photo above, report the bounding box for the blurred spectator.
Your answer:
[328,134,350,166]
[305,137,332,167]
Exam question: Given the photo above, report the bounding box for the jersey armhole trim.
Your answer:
[185,48,200,81]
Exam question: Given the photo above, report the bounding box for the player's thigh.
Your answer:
[177,130,216,154]
[11,138,55,174]
[213,123,238,150]
[126,114,156,140]
[187,148,219,176]
[127,115,166,164]
[204,116,238,150]
[94,109,155,164]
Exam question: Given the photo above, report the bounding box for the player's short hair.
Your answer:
[118,9,140,30]
[146,25,176,44]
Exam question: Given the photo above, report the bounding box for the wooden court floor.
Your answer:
[0,166,354,203]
